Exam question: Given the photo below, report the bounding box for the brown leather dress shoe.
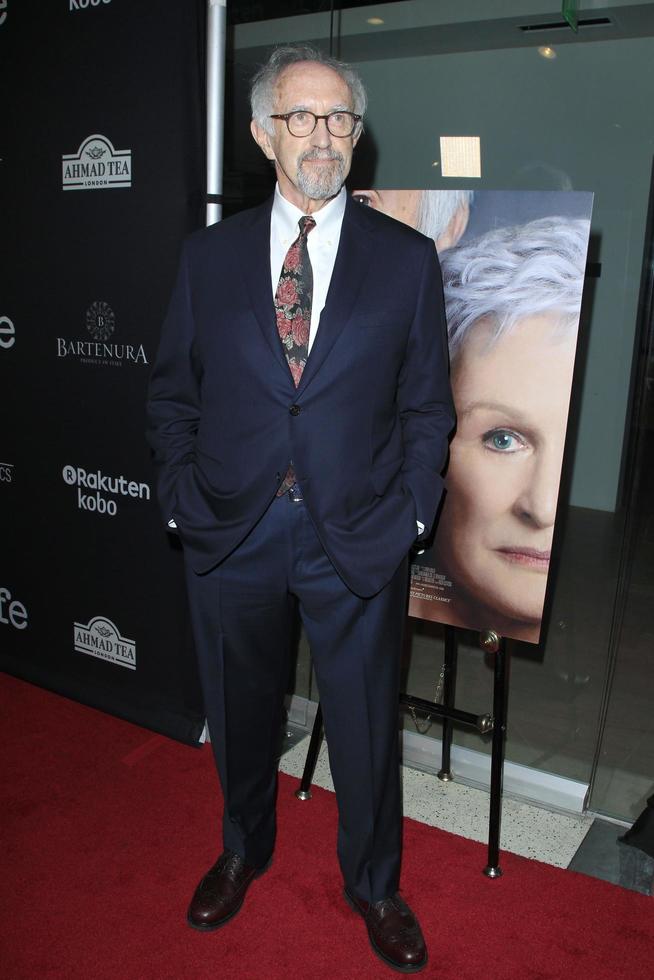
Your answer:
[187,850,268,931]
[344,887,428,973]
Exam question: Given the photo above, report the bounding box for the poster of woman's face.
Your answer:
[353,189,593,643]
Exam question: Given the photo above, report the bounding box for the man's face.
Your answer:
[251,61,359,212]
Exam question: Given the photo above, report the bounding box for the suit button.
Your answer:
[289,404,301,416]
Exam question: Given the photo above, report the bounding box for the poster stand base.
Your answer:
[294,626,509,876]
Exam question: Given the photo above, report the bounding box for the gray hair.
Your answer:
[250,44,367,136]
[415,190,473,242]
[441,216,589,363]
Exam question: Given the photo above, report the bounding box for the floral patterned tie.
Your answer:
[275,215,316,496]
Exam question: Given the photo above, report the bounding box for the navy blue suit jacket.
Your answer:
[147,194,454,598]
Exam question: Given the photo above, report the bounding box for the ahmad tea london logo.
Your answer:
[62,134,132,190]
[74,616,136,670]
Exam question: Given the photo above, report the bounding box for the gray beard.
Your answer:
[296,149,346,200]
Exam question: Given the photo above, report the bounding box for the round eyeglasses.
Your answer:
[269,110,362,138]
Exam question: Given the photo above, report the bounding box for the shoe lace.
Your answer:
[216,851,245,880]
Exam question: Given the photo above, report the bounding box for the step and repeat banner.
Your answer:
[0,0,207,742]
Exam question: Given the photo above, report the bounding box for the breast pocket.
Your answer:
[349,310,412,330]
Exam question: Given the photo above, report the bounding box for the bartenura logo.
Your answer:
[0,461,14,483]
[74,616,135,670]
[0,587,28,630]
[57,302,147,367]
[0,315,16,350]
[62,134,131,191]
[86,301,115,341]
[63,464,150,517]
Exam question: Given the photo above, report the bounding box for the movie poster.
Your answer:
[352,189,593,644]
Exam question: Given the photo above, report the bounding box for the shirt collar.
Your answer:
[272,184,347,245]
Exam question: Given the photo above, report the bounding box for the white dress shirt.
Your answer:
[270,184,346,352]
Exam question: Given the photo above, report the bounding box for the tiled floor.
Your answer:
[570,819,654,896]
[279,738,593,869]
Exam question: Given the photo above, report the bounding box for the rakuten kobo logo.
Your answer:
[70,0,112,9]
[62,464,150,517]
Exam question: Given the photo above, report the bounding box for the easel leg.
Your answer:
[295,702,324,801]
[438,625,458,782]
[483,635,508,877]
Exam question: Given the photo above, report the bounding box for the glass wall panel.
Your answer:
[588,170,654,822]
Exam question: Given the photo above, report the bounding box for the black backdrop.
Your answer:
[1,0,207,743]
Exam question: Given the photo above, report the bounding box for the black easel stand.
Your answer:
[438,623,457,781]
[294,626,509,876]
[295,702,323,801]
[483,631,508,877]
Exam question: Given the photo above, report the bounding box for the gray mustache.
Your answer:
[300,150,344,164]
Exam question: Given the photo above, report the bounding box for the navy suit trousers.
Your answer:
[184,491,408,903]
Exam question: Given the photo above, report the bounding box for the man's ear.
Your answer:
[250,119,276,162]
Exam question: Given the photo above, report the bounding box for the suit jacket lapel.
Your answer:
[297,195,372,394]
[239,197,293,381]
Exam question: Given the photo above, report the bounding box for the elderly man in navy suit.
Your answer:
[147,43,453,974]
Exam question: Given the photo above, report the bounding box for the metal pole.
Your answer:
[438,625,458,781]
[295,703,324,801]
[401,693,491,734]
[206,0,226,227]
[482,631,508,878]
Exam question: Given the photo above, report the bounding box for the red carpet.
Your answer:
[2,672,651,980]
